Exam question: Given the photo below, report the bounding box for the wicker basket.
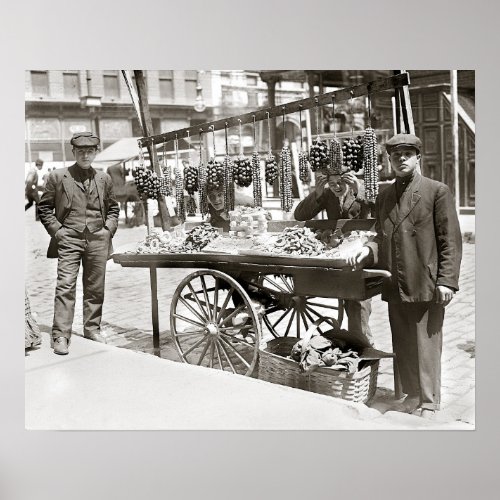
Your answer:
[258,319,379,403]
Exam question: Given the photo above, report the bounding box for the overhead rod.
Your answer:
[140,72,410,146]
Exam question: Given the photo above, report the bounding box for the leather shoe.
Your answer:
[403,395,420,414]
[420,409,437,420]
[53,337,69,355]
[84,332,107,343]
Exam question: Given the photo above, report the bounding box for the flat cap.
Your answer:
[35,158,44,166]
[385,133,422,153]
[70,131,100,147]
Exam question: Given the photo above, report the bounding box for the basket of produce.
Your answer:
[258,318,381,403]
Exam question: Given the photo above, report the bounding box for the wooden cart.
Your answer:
[112,241,390,377]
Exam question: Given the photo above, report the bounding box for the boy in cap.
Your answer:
[294,164,374,345]
[38,132,120,355]
[349,133,462,418]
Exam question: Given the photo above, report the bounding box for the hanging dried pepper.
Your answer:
[252,151,262,207]
[223,154,235,212]
[329,137,343,175]
[280,146,293,212]
[174,163,185,222]
[299,151,310,182]
[363,127,379,203]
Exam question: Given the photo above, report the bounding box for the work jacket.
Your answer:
[366,173,462,303]
[38,164,120,258]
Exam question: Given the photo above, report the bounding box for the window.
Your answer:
[103,71,120,99]
[63,73,80,98]
[31,71,49,96]
[159,70,173,99]
[185,70,198,100]
[246,75,258,86]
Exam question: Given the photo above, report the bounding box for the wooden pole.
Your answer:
[144,73,411,146]
[450,70,460,212]
[133,70,170,231]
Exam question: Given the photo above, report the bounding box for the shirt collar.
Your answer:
[74,165,94,179]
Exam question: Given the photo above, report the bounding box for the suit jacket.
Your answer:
[294,182,372,221]
[366,173,462,303]
[38,164,120,258]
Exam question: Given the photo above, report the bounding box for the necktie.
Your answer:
[81,171,91,192]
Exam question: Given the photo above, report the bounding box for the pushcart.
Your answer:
[111,220,391,378]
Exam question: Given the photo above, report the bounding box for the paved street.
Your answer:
[25,208,475,426]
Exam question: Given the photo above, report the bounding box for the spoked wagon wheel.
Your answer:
[170,270,261,376]
[248,274,344,340]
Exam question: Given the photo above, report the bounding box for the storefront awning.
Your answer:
[94,137,192,165]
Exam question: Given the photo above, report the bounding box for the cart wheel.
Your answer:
[250,273,344,339]
[170,270,261,376]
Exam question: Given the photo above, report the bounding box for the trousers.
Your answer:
[52,226,111,339]
[388,301,444,410]
[344,298,372,345]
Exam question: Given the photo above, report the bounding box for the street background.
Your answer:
[25,207,475,427]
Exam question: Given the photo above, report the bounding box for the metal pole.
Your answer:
[450,70,460,212]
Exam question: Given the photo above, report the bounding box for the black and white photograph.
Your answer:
[24,69,474,430]
[4,0,500,498]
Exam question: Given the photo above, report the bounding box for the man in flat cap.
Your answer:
[38,132,120,355]
[294,166,374,346]
[349,133,462,418]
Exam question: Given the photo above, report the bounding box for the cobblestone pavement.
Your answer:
[25,209,475,426]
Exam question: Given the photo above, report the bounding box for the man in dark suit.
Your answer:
[350,133,462,418]
[38,132,120,355]
[294,169,374,345]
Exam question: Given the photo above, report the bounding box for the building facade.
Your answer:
[25,69,307,164]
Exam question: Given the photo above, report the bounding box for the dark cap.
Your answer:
[385,133,422,154]
[35,158,44,166]
[70,132,100,147]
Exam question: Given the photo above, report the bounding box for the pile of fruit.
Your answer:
[228,206,269,238]
[342,136,364,172]
[135,223,220,255]
[314,228,344,249]
[298,151,310,182]
[265,153,279,185]
[132,164,161,199]
[184,162,199,195]
[309,137,329,171]
[134,231,186,254]
[234,157,253,187]
[160,164,172,196]
[182,223,221,252]
[207,159,224,191]
[255,226,324,256]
